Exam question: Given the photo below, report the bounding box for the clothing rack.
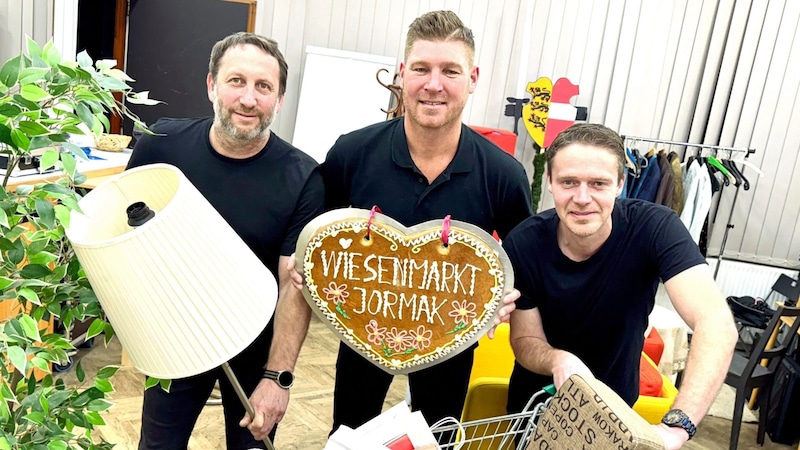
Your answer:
[621,135,756,280]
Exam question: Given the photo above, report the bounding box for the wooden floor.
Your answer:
[58,316,796,449]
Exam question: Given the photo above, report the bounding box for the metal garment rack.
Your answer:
[621,135,757,279]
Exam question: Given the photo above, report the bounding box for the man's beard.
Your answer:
[213,97,276,142]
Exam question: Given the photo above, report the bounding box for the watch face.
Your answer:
[664,410,682,424]
[277,371,294,388]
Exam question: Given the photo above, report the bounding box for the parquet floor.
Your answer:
[58,316,795,449]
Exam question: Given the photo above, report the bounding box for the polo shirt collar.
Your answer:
[390,119,475,174]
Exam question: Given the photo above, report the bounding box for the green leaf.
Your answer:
[17,66,50,85]
[10,128,31,150]
[60,151,77,178]
[20,84,50,102]
[19,315,41,341]
[86,318,106,340]
[84,411,106,426]
[0,276,14,290]
[75,102,94,128]
[24,411,45,425]
[38,148,59,171]
[0,103,22,117]
[103,322,115,345]
[0,208,8,228]
[95,59,117,71]
[97,76,129,91]
[93,378,113,393]
[144,377,160,390]
[75,360,85,382]
[86,398,114,412]
[159,378,172,392]
[7,345,27,375]
[16,287,41,305]
[54,204,71,229]
[42,41,62,67]
[17,119,50,136]
[35,198,56,228]
[96,365,120,380]
[47,440,68,450]
[26,37,43,60]
[31,356,50,373]
[57,64,76,78]
[0,123,14,147]
[0,55,23,87]
[127,90,163,106]
[20,264,51,279]
[76,50,93,69]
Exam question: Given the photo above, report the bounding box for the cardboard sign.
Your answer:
[530,375,666,450]
[296,208,512,374]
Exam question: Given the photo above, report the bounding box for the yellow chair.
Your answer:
[459,323,516,449]
[632,352,678,424]
[462,322,515,422]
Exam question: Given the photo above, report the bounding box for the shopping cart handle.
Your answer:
[544,384,556,395]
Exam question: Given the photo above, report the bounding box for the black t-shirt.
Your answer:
[127,117,326,277]
[504,198,705,408]
[321,117,532,238]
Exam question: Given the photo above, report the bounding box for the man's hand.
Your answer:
[287,253,303,291]
[487,289,520,339]
[239,379,289,441]
[551,351,594,389]
[652,423,690,450]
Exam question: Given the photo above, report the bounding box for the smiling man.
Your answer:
[503,123,737,449]
[318,9,533,438]
[127,33,325,449]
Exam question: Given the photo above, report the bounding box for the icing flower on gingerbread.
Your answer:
[323,281,350,305]
[365,320,386,346]
[448,300,477,324]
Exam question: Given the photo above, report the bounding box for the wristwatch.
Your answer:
[661,409,696,440]
[262,370,294,389]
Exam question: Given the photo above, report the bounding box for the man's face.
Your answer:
[207,44,284,142]
[399,39,478,130]
[547,144,624,241]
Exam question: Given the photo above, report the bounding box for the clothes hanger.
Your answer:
[721,159,742,187]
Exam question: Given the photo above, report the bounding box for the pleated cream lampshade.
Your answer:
[65,163,277,379]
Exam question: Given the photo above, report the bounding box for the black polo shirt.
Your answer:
[321,118,532,238]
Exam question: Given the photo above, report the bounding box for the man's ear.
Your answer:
[206,73,216,103]
[469,66,479,94]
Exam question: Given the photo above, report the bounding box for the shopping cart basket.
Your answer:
[430,385,556,450]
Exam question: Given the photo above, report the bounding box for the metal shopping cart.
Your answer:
[430,385,556,450]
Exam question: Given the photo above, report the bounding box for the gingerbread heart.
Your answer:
[295,208,513,374]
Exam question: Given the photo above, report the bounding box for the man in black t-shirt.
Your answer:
[128,32,324,449]
[504,123,737,449]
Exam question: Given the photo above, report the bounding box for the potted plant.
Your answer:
[1,38,158,449]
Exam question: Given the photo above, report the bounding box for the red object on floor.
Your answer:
[643,327,665,365]
[469,125,517,156]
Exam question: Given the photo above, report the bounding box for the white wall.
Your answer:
[6,0,800,269]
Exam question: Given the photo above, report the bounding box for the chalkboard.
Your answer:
[291,46,397,163]
[124,0,251,135]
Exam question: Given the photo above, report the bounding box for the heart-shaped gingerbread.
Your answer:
[295,208,513,374]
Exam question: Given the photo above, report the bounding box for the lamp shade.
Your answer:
[65,163,277,379]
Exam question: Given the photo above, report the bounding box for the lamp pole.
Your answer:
[221,362,276,450]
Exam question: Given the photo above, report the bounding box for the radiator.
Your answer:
[709,259,800,307]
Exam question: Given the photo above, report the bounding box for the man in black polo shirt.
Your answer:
[319,10,533,433]
[127,33,324,449]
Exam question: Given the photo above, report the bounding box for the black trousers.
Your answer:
[139,328,275,450]
[331,341,474,433]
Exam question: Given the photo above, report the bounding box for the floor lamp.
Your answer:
[65,163,277,449]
